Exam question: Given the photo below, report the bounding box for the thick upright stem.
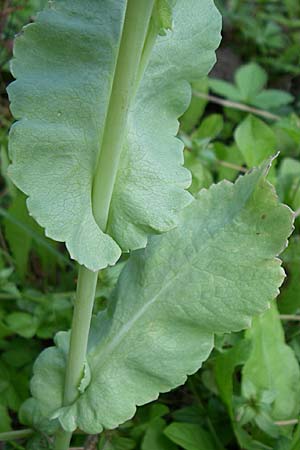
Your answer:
[54,1,156,449]
[92,0,156,229]
[54,267,98,450]
[63,267,98,404]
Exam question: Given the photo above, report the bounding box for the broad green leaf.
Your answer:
[242,302,300,421]
[164,423,216,450]
[235,63,267,102]
[8,0,221,271]
[234,115,277,168]
[29,162,293,434]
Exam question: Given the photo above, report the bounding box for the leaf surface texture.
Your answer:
[30,163,293,433]
[8,0,221,270]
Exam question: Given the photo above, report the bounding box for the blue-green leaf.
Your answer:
[29,161,293,434]
[8,0,221,271]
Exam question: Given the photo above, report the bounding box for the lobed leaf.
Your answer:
[8,0,221,271]
[234,63,267,102]
[29,161,293,433]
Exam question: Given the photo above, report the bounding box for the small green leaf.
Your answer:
[214,339,252,419]
[4,192,33,280]
[214,142,244,182]
[2,338,40,368]
[235,63,267,102]
[164,422,216,450]
[276,114,300,145]
[0,360,28,412]
[98,435,136,450]
[152,0,176,35]
[192,114,224,140]
[142,417,177,450]
[180,78,209,133]
[0,145,17,197]
[234,115,277,168]
[78,362,91,394]
[278,236,300,314]
[242,302,300,421]
[26,433,52,450]
[253,90,294,110]
[0,404,12,432]
[184,153,212,195]
[5,312,39,339]
[209,79,242,101]
[277,157,300,210]
[19,398,58,434]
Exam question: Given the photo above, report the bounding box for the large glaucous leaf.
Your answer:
[242,302,300,421]
[8,0,221,271]
[28,162,293,433]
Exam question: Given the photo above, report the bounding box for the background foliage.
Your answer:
[0,0,300,449]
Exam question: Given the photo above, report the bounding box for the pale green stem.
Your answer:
[92,0,156,229]
[63,267,98,404]
[0,429,34,441]
[54,1,156,449]
[54,428,73,450]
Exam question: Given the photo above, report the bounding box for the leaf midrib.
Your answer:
[89,174,266,371]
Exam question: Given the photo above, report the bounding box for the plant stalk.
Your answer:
[193,91,281,121]
[54,1,156,449]
[92,0,156,229]
[0,429,34,442]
